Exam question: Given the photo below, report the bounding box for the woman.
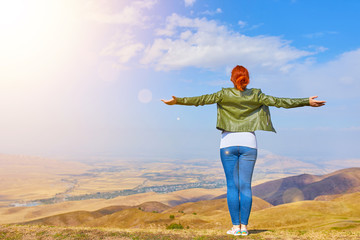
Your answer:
[161,65,325,236]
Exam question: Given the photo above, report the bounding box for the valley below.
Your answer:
[1,153,360,239]
[1,152,357,208]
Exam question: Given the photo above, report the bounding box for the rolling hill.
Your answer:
[249,192,360,230]
[21,196,272,229]
[0,188,226,224]
[19,192,360,232]
[252,167,360,205]
[22,201,170,227]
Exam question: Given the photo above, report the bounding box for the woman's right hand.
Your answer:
[161,96,177,105]
[309,96,326,107]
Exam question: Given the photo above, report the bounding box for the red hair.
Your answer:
[231,65,249,91]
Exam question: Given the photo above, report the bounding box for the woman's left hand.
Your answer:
[309,96,326,107]
[161,96,177,105]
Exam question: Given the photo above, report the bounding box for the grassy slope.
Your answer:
[248,192,360,231]
[1,193,360,239]
[1,224,359,240]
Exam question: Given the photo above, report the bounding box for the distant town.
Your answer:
[29,179,226,205]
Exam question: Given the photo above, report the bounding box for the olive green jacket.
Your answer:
[175,87,310,133]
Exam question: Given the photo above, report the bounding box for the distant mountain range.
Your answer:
[252,150,360,184]
[252,167,360,205]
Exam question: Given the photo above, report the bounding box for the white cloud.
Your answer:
[86,0,157,26]
[85,0,156,67]
[100,32,144,64]
[201,8,222,16]
[307,45,328,53]
[303,31,338,39]
[281,48,360,98]
[238,20,247,28]
[237,20,263,31]
[141,14,313,71]
[184,0,196,7]
[247,23,264,30]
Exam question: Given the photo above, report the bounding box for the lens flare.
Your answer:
[138,89,152,103]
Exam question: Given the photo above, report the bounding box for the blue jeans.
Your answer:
[220,146,257,225]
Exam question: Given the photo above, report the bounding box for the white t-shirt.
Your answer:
[220,131,257,149]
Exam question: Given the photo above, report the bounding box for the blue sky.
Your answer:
[0,0,359,165]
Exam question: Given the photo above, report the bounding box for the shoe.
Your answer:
[226,227,241,236]
[241,229,249,236]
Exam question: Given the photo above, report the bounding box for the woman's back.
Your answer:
[176,87,310,132]
[219,87,264,118]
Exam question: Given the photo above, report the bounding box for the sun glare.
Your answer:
[0,0,88,88]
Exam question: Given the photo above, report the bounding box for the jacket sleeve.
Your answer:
[176,89,223,106]
[256,89,310,108]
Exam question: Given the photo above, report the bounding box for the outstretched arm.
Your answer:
[161,90,223,106]
[257,89,326,108]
